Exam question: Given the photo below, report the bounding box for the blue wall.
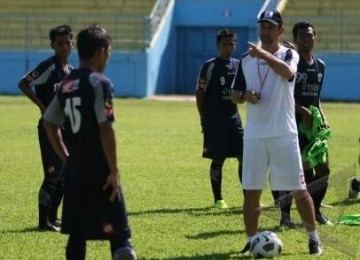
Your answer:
[174,0,261,27]
[3,50,148,97]
[147,0,263,94]
[1,51,33,94]
[317,54,360,101]
[1,0,359,101]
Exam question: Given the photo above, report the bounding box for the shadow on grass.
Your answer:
[128,204,281,218]
[1,226,44,233]
[141,251,297,259]
[186,229,246,240]
[1,206,281,235]
[327,197,360,207]
[128,206,285,242]
[141,251,252,259]
[128,206,242,217]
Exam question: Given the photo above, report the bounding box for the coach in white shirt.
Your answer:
[231,9,323,256]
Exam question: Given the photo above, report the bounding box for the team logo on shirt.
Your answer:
[105,98,114,118]
[26,74,34,82]
[317,73,323,83]
[226,63,233,70]
[31,70,39,79]
[47,166,55,174]
[62,79,79,93]
[198,77,206,89]
[102,222,115,235]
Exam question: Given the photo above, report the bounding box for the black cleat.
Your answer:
[51,219,62,228]
[309,239,323,255]
[280,218,297,229]
[38,223,60,232]
[349,177,359,199]
[315,212,333,226]
[240,242,251,254]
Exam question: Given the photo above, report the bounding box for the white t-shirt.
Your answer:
[233,46,299,139]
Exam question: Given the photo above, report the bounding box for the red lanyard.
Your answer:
[257,58,270,94]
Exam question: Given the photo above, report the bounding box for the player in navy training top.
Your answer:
[196,29,244,209]
[17,24,74,232]
[43,24,136,260]
[293,22,332,225]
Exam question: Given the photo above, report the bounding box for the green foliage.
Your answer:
[0,96,359,259]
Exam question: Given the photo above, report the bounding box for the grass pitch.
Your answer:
[0,96,359,259]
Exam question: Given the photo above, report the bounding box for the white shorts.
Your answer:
[242,135,306,191]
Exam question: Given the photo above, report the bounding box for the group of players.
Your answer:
[17,25,136,259]
[17,8,360,260]
[195,10,337,256]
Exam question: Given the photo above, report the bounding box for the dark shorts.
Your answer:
[61,161,131,241]
[38,119,63,179]
[202,115,243,161]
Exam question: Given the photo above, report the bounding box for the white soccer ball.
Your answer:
[250,231,282,258]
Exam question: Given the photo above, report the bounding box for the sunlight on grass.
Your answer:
[0,96,359,259]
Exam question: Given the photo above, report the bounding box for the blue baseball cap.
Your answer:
[258,10,283,26]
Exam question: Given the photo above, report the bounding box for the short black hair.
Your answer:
[292,22,316,40]
[49,24,73,43]
[76,24,112,60]
[216,29,237,44]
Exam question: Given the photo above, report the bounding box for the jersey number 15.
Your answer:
[64,97,81,134]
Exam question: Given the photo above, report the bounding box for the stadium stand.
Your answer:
[0,0,157,50]
[280,0,360,52]
[0,0,156,15]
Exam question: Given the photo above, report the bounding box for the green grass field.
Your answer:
[0,96,359,259]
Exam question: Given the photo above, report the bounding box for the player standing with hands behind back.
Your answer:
[293,21,332,225]
[275,22,333,227]
[231,10,323,255]
[42,24,136,259]
[17,24,74,231]
[196,29,244,209]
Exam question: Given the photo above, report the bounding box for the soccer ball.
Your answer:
[250,231,282,258]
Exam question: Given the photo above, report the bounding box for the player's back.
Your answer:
[57,68,113,176]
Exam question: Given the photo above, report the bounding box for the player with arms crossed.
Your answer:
[17,24,74,231]
[231,10,322,255]
[196,29,244,209]
[42,24,136,259]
